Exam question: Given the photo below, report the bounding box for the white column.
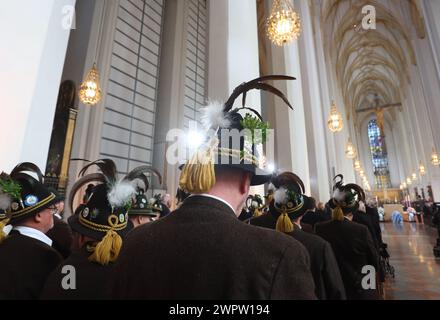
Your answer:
[0,0,75,172]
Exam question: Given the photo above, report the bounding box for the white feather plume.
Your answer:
[0,192,11,211]
[107,180,136,208]
[200,101,231,130]
[148,198,156,205]
[274,187,289,205]
[333,188,346,201]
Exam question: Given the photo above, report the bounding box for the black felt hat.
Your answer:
[269,172,313,233]
[0,163,57,225]
[128,167,162,217]
[327,175,365,219]
[179,75,296,193]
[68,159,158,265]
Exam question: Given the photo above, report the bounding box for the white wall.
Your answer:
[0,0,75,172]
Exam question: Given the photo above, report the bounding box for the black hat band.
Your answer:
[79,213,127,233]
[11,193,56,219]
[274,201,304,215]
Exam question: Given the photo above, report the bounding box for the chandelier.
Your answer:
[419,162,426,175]
[79,63,102,106]
[327,101,344,133]
[345,139,357,159]
[431,148,440,166]
[354,159,361,171]
[406,177,412,185]
[412,172,417,181]
[267,0,301,46]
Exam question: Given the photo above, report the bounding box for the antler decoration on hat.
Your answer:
[180,75,296,194]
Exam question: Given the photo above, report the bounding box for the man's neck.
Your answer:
[196,193,239,215]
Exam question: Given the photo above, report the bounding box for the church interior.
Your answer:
[1,0,440,301]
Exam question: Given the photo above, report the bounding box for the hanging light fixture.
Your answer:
[412,172,417,182]
[78,63,102,106]
[403,182,407,189]
[407,177,412,185]
[431,148,440,166]
[267,0,301,46]
[345,139,357,159]
[327,101,344,133]
[354,159,361,171]
[359,169,365,177]
[419,162,426,175]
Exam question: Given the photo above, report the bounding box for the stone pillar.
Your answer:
[0,0,75,172]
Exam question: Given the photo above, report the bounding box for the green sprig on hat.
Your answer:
[0,176,22,201]
[240,114,270,145]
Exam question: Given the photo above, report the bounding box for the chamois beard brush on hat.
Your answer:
[69,159,161,265]
[179,75,296,194]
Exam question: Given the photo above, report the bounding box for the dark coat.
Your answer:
[46,216,73,259]
[352,211,380,249]
[302,210,330,228]
[366,206,382,245]
[110,196,316,299]
[40,246,114,300]
[249,213,346,300]
[315,219,380,300]
[0,230,62,299]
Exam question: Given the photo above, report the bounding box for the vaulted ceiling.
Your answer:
[319,0,425,124]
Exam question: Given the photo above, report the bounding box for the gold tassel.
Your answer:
[332,206,344,221]
[276,212,294,233]
[88,229,122,266]
[253,208,262,217]
[179,137,218,194]
[0,218,9,244]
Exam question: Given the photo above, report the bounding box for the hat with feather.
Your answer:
[245,194,265,218]
[327,174,365,221]
[179,75,295,193]
[68,159,156,265]
[0,162,58,242]
[128,168,162,217]
[269,172,313,233]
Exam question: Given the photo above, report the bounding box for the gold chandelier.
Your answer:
[79,63,102,106]
[267,0,301,46]
[327,101,344,133]
[345,139,357,159]
[419,162,426,175]
[431,148,440,166]
[354,159,361,171]
[412,172,417,181]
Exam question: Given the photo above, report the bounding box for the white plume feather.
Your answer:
[333,188,346,201]
[107,180,136,208]
[274,187,289,205]
[200,101,231,130]
[0,192,11,211]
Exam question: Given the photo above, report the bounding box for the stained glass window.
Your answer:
[368,119,391,189]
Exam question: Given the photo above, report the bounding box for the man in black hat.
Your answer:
[46,188,73,259]
[110,76,316,299]
[0,163,62,299]
[41,159,148,299]
[315,175,380,300]
[249,172,346,300]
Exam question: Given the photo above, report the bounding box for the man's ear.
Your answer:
[34,212,43,223]
[239,172,251,195]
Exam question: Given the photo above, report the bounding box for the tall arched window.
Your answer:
[368,119,391,189]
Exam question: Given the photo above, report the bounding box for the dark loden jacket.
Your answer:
[109,195,317,300]
[0,230,62,299]
[315,219,381,300]
[249,213,346,300]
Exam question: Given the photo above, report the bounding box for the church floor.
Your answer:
[382,222,440,300]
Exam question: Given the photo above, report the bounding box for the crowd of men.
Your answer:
[0,76,394,300]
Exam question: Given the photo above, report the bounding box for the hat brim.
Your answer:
[270,195,314,220]
[9,194,59,224]
[128,209,158,217]
[68,214,133,241]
